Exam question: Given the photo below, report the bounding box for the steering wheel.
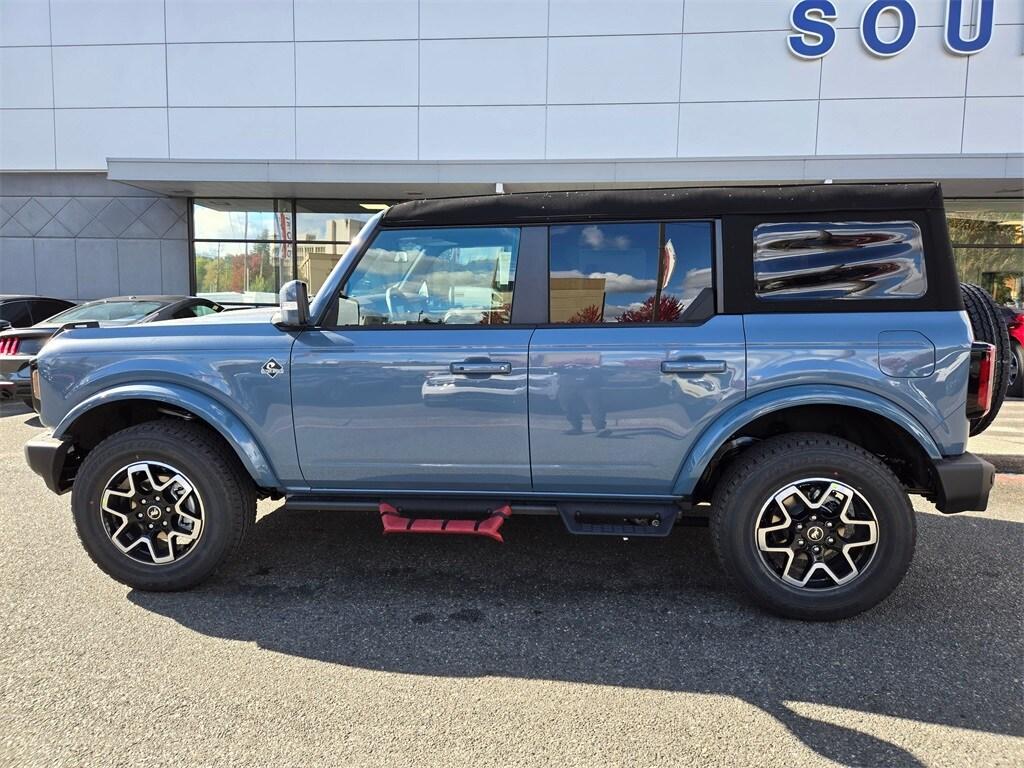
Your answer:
[385,286,414,321]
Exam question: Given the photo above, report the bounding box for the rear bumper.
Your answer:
[932,452,995,514]
[0,354,32,377]
[24,432,74,494]
[0,357,32,401]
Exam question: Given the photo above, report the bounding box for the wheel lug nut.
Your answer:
[810,515,817,521]
[827,537,834,544]
[148,524,154,529]
[826,521,833,528]
[136,513,143,519]
[796,539,805,547]
[812,545,821,553]
[796,524,803,530]
[165,507,170,512]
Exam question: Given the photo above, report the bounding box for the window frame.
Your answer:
[312,218,720,331]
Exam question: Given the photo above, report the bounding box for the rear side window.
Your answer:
[30,300,70,323]
[172,303,219,319]
[549,221,714,324]
[0,301,32,327]
[753,221,926,300]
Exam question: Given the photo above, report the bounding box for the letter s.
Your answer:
[788,0,838,59]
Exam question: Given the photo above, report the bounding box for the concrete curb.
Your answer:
[979,454,1024,474]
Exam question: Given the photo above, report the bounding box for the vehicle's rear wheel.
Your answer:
[710,433,915,621]
[961,282,1010,434]
[71,420,256,591]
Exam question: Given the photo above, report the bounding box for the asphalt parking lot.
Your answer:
[1,402,1021,768]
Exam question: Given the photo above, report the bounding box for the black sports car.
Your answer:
[0,295,222,406]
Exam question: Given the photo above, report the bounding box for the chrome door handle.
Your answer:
[449,361,513,375]
[661,360,727,375]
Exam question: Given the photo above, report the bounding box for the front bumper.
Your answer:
[932,452,995,514]
[24,432,75,494]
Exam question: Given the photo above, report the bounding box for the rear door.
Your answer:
[291,224,535,491]
[528,221,745,495]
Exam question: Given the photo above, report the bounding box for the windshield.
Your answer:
[41,300,165,326]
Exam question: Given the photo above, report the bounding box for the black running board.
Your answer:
[557,502,678,537]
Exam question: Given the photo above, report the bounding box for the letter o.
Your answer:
[860,0,917,57]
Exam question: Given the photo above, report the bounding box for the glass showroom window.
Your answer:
[191,199,395,305]
[946,199,1023,308]
[295,200,391,295]
[192,199,292,305]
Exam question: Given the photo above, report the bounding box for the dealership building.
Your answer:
[0,0,1020,306]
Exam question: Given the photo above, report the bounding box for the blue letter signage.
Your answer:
[787,0,1000,57]
[944,0,995,54]
[789,0,838,59]
[860,1,917,57]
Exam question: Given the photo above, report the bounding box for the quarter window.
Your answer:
[753,221,927,300]
[549,221,714,324]
[336,227,519,326]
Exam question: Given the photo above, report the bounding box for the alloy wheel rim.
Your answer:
[754,478,878,590]
[99,461,204,565]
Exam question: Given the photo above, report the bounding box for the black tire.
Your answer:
[960,283,1010,435]
[1008,341,1023,399]
[72,419,256,591]
[710,433,916,621]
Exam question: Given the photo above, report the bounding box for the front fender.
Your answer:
[54,382,280,489]
[672,384,943,496]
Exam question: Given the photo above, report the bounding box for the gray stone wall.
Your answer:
[0,174,188,301]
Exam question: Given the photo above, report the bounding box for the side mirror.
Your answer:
[273,280,310,328]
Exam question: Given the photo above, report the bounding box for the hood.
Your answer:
[36,306,284,359]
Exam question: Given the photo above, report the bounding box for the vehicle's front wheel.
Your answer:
[710,433,915,621]
[71,420,256,591]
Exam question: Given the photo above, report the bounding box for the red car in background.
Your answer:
[1002,305,1024,398]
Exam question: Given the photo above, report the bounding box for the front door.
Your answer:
[291,224,532,491]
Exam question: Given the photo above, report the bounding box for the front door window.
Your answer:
[336,227,520,326]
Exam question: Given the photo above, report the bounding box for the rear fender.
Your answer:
[673,384,943,496]
[53,382,279,488]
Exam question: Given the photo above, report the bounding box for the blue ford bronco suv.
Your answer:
[25,183,997,620]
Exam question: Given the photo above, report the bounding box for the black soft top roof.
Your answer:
[381,182,944,228]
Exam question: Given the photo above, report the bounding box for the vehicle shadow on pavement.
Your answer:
[130,508,1023,766]
[0,401,32,419]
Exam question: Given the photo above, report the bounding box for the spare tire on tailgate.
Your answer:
[960,282,1010,436]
